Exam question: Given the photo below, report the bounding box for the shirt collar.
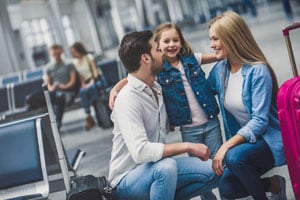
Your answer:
[127,74,162,95]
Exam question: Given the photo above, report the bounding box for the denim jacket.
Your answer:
[208,59,285,166]
[157,54,219,126]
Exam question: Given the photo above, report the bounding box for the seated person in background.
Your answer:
[208,11,286,199]
[44,44,77,130]
[70,42,106,131]
[108,30,219,200]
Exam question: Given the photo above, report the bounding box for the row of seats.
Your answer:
[0,59,125,121]
[0,59,125,199]
[0,68,44,87]
[0,113,85,199]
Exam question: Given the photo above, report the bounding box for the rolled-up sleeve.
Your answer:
[238,65,271,142]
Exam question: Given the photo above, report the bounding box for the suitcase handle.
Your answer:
[282,22,300,36]
[282,22,300,77]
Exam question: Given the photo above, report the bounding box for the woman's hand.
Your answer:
[212,145,229,176]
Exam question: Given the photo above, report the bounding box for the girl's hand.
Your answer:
[109,89,118,110]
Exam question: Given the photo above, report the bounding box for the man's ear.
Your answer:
[141,53,150,64]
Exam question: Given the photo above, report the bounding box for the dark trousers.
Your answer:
[50,92,66,130]
[219,139,275,200]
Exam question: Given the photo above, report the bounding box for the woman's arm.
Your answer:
[88,57,100,78]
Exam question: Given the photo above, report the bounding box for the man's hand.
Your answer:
[189,143,211,161]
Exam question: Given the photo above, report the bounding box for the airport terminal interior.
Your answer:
[0,0,300,199]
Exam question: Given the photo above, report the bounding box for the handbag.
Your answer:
[67,175,115,200]
[87,56,107,91]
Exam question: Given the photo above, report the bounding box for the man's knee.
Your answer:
[154,158,177,178]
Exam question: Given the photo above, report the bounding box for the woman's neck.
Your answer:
[228,57,242,73]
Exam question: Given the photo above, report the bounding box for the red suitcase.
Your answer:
[277,22,300,200]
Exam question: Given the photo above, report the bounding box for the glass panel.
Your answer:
[31,19,40,33]
[40,18,49,31]
[65,28,75,46]
[62,15,70,27]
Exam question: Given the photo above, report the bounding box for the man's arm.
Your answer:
[44,74,57,92]
[57,70,76,90]
[163,142,210,161]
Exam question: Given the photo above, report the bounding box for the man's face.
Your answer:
[149,40,163,75]
[50,47,63,62]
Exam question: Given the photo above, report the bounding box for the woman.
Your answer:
[207,11,286,199]
[70,42,105,130]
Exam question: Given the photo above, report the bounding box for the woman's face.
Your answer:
[70,47,81,58]
[209,27,228,60]
[158,28,182,60]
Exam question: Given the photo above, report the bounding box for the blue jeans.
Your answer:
[219,139,275,200]
[181,118,222,200]
[113,157,219,200]
[79,84,98,114]
[181,118,223,158]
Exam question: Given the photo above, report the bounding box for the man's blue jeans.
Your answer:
[219,139,274,200]
[113,157,219,200]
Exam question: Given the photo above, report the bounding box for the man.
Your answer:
[108,30,218,200]
[44,44,78,130]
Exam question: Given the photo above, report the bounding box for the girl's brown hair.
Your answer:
[153,22,193,57]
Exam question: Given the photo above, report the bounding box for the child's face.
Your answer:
[158,28,182,60]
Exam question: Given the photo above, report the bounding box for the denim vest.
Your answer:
[157,54,219,126]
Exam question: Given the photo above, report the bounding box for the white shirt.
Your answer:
[108,74,168,187]
[224,68,249,127]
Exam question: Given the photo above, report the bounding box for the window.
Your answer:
[21,17,54,48]
[62,15,75,46]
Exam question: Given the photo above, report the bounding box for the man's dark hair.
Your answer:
[118,30,153,73]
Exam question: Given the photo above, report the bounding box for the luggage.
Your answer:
[67,175,113,200]
[277,22,300,200]
[42,84,114,200]
[93,98,113,129]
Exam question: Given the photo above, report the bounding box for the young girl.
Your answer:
[110,22,223,200]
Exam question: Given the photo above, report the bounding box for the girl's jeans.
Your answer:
[180,118,223,158]
[181,118,223,200]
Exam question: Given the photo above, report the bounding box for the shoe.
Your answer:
[270,175,287,200]
[85,115,95,130]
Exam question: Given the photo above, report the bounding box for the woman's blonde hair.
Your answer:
[209,11,278,103]
[153,22,193,57]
